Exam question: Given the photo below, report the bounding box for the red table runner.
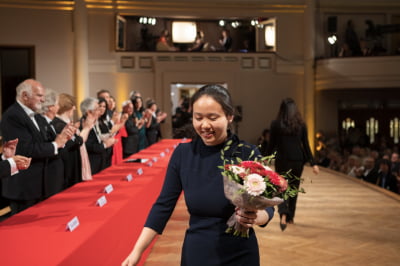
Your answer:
[0,139,186,266]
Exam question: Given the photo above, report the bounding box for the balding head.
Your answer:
[16,79,45,112]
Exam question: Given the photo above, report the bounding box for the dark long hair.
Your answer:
[97,97,108,121]
[190,84,235,117]
[276,97,304,135]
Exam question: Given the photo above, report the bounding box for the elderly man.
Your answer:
[36,88,65,197]
[0,79,75,215]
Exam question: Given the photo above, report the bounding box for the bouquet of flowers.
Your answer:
[220,140,303,237]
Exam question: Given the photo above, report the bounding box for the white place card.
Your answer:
[104,184,114,194]
[147,161,153,167]
[137,168,143,175]
[126,173,133,182]
[165,148,170,153]
[96,195,107,207]
[66,216,80,232]
[160,152,166,157]
[152,157,158,162]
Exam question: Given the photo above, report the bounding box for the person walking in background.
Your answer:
[121,84,274,266]
[266,98,319,231]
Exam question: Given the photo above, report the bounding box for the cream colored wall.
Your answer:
[86,9,307,143]
[0,7,74,95]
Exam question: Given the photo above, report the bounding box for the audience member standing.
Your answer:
[0,79,74,215]
[36,88,65,197]
[53,93,94,186]
[266,98,319,231]
[80,97,116,175]
[145,99,167,146]
[257,128,270,156]
[121,101,140,158]
[132,96,149,151]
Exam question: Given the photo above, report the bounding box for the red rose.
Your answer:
[240,161,268,176]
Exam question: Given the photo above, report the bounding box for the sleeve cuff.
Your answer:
[6,158,19,176]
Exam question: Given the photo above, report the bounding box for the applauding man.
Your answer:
[0,79,75,215]
[0,138,31,179]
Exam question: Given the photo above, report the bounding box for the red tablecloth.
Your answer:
[0,139,186,266]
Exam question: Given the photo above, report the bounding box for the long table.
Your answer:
[0,139,185,266]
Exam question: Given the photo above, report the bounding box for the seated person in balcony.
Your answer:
[156,29,178,51]
[218,29,233,52]
[188,30,205,52]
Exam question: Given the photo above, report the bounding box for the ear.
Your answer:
[228,115,234,123]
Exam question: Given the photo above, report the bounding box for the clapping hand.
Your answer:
[2,138,18,158]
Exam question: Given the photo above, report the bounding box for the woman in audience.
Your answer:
[80,97,116,175]
[97,97,114,168]
[53,93,94,185]
[132,96,149,151]
[145,99,167,146]
[121,100,140,158]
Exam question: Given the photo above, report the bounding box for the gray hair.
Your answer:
[80,97,98,115]
[121,100,131,108]
[16,80,33,99]
[39,88,58,114]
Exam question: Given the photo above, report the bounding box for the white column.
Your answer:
[73,0,90,116]
[304,0,316,153]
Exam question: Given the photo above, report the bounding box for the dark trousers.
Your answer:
[275,159,304,222]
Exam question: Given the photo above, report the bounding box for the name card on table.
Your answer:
[104,184,114,194]
[146,161,153,167]
[126,173,133,182]
[160,152,166,157]
[96,195,107,207]
[66,216,80,232]
[137,168,143,175]
[152,157,158,163]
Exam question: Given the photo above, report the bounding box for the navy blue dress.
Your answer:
[145,134,274,266]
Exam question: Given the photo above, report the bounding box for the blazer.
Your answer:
[0,158,11,179]
[266,120,315,166]
[122,114,139,156]
[52,117,83,187]
[0,102,57,200]
[35,114,64,197]
[84,124,107,175]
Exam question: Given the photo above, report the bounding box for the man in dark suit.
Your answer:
[0,79,75,215]
[1,138,31,179]
[36,88,65,198]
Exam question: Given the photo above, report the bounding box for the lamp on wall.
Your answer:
[256,18,276,52]
[366,117,379,144]
[172,21,197,43]
[390,117,399,144]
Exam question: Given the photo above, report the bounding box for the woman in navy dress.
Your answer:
[122,84,275,266]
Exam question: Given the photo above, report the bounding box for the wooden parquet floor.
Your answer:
[144,166,400,266]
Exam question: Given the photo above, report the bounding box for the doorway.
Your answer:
[0,46,35,114]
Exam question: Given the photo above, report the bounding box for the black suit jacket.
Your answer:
[0,102,56,200]
[122,114,139,156]
[35,114,65,197]
[267,120,315,165]
[0,158,11,179]
[52,117,83,187]
[82,119,107,175]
